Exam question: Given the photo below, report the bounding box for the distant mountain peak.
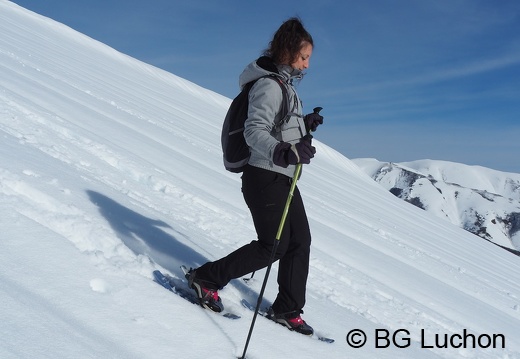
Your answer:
[354,159,520,254]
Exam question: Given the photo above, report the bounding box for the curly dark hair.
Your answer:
[264,17,314,65]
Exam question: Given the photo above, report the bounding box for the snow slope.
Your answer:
[353,158,520,252]
[1,2,519,358]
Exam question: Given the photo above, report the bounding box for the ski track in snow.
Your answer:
[1,2,520,359]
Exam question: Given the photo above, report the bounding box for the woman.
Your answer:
[187,17,323,335]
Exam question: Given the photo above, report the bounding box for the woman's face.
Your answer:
[291,42,313,71]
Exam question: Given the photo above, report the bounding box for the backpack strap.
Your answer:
[258,75,294,129]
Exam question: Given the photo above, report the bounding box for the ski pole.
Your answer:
[240,107,321,359]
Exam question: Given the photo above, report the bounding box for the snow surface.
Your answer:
[1,2,519,358]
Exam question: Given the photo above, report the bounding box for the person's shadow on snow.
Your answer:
[86,190,207,274]
[86,190,263,305]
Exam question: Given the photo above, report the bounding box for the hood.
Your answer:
[238,56,303,89]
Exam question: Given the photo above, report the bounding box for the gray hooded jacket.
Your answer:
[239,57,308,178]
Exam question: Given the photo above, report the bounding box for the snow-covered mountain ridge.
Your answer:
[353,159,520,253]
[1,2,519,358]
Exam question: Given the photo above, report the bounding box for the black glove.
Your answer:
[273,139,316,168]
[304,112,323,132]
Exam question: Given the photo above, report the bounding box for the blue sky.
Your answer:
[12,0,520,173]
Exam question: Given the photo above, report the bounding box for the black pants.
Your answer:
[196,165,311,314]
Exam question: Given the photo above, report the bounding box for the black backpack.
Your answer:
[221,75,289,173]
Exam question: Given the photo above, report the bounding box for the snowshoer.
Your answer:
[187,17,323,336]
